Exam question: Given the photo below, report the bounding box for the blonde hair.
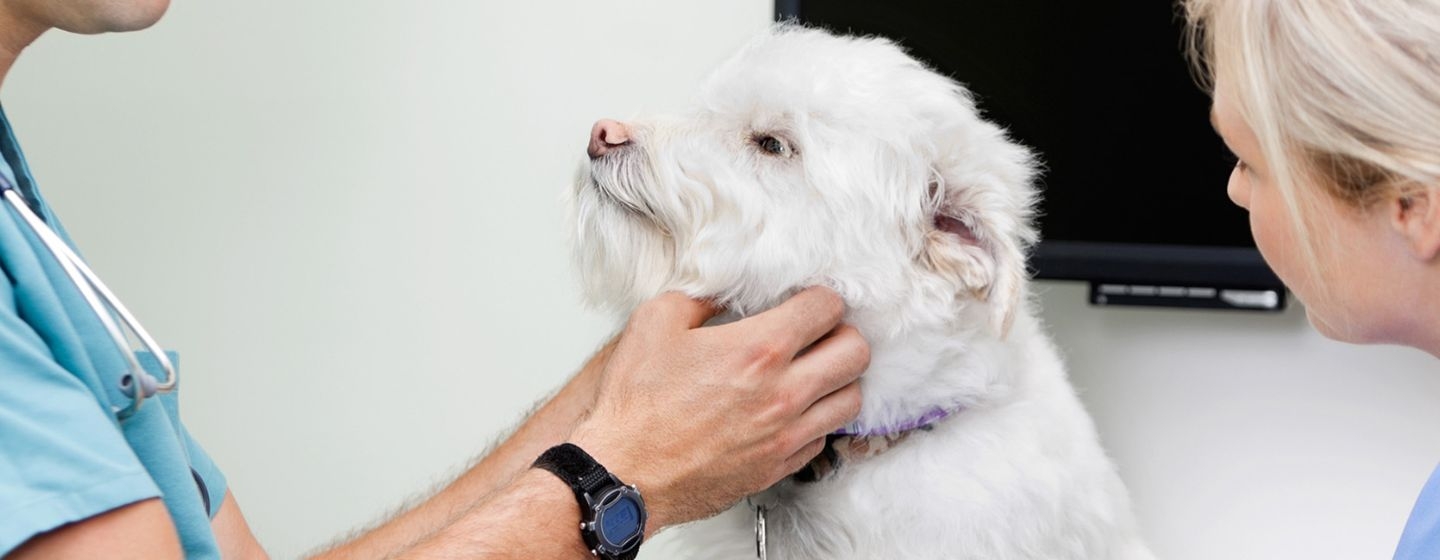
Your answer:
[1183,0,1440,288]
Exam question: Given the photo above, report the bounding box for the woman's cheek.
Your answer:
[1249,186,1302,294]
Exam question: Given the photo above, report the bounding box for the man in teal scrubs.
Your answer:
[0,3,871,558]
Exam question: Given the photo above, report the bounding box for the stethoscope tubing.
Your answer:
[0,177,176,419]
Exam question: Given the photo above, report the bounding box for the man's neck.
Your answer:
[0,6,49,89]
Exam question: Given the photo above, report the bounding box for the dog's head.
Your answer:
[570,26,1038,337]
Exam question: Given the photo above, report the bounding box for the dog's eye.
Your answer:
[754,135,789,156]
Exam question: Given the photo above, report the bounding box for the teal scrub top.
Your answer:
[1395,464,1440,559]
[0,105,227,558]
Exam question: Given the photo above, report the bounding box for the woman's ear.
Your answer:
[1389,186,1440,262]
[918,123,1039,338]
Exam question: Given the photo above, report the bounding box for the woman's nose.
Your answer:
[588,119,632,159]
[1227,168,1251,210]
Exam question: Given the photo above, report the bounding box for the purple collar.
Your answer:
[792,404,966,483]
[833,405,962,437]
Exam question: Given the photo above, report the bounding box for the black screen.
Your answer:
[792,1,1255,248]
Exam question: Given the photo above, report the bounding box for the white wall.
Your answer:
[6,2,1437,559]
[1039,282,1440,559]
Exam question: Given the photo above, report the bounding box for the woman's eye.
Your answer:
[1224,153,1250,174]
[756,135,787,155]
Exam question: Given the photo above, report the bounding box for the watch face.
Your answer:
[597,493,643,548]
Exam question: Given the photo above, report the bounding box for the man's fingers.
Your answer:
[790,325,870,401]
[793,381,863,444]
[636,292,722,330]
[730,286,845,354]
[780,436,828,481]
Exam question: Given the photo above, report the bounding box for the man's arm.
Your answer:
[214,491,270,559]
[348,288,865,559]
[9,499,182,559]
[314,288,865,559]
[392,469,593,559]
[311,339,618,558]
[32,288,863,560]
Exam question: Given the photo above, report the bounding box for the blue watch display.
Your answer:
[598,491,643,545]
[586,483,646,555]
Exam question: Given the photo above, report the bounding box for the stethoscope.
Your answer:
[0,174,176,419]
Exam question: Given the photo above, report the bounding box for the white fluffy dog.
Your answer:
[569,26,1154,560]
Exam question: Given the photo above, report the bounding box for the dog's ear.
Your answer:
[919,122,1038,338]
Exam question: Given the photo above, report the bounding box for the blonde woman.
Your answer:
[1184,0,1440,557]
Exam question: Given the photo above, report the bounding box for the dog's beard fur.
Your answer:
[573,144,675,307]
[567,25,1152,560]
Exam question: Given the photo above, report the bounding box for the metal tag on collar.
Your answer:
[746,497,767,560]
[755,503,767,560]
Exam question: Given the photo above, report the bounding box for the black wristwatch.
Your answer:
[532,443,647,560]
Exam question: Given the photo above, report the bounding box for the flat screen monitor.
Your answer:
[777,0,1286,311]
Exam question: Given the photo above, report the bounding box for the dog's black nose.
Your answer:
[588,119,631,158]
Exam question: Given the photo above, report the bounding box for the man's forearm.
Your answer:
[312,339,617,559]
[455,338,616,494]
[393,469,591,559]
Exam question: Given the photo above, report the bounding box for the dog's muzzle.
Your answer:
[586,147,663,224]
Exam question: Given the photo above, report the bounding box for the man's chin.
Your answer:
[60,0,170,34]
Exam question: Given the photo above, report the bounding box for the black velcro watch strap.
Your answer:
[532,443,642,560]
[533,442,613,500]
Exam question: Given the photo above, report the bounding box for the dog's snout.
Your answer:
[588,119,632,159]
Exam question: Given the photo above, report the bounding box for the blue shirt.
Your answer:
[0,106,227,557]
[1396,464,1440,559]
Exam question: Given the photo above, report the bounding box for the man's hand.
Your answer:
[572,286,870,532]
